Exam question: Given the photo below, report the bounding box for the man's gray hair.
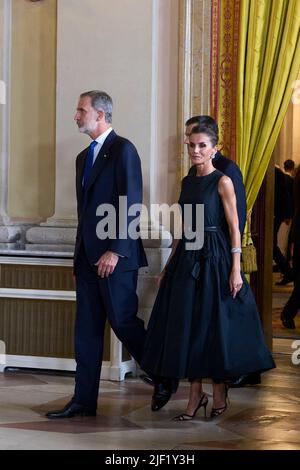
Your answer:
[80,90,113,123]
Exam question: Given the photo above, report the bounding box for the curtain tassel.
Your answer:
[241,210,258,274]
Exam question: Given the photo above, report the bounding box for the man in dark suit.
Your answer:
[273,166,293,284]
[186,116,260,388]
[46,90,171,418]
[281,165,300,328]
[282,160,296,271]
[273,166,293,285]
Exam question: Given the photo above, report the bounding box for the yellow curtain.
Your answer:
[236,0,300,217]
[210,0,300,272]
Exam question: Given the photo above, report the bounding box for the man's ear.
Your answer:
[97,109,104,121]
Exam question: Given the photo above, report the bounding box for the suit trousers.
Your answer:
[283,239,300,322]
[74,246,147,409]
[282,272,300,321]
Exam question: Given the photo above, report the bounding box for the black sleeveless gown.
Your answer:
[141,170,275,380]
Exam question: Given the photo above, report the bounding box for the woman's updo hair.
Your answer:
[190,125,218,147]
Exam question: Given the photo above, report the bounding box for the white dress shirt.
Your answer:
[92,127,113,164]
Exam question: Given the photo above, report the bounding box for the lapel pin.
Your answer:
[103,154,107,158]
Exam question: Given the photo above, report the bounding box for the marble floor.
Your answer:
[0,350,300,450]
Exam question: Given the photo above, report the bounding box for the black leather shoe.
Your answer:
[228,372,261,388]
[151,380,172,411]
[46,400,96,419]
[139,374,154,387]
[281,312,296,329]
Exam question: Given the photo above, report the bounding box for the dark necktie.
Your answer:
[82,140,98,187]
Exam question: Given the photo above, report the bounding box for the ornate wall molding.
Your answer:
[177,0,212,183]
[211,0,241,160]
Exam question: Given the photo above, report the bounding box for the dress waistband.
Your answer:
[204,226,222,232]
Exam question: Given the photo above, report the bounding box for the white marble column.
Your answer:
[0,0,22,249]
[25,2,77,251]
[24,0,74,253]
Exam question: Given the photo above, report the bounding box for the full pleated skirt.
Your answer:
[141,234,275,380]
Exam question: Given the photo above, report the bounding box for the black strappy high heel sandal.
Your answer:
[210,384,229,418]
[172,393,209,421]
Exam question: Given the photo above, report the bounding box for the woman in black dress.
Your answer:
[141,125,275,420]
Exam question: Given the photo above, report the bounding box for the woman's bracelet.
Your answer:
[231,247,242,253]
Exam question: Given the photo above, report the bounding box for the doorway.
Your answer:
[250,77,300,353]
[272,80,300,353]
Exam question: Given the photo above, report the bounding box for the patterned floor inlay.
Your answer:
[0,415,143,434]
[0,353,299,449]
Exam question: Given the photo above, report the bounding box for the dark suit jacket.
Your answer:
[292,170,300,273]
[274,167,293,222]
[188,151,247,235]
[285,174,295,216]
[74,130,148,273]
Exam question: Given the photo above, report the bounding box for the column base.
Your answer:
[0,224,23,250]
[25,219,77,253]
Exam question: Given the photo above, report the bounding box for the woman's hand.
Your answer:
[157,269,166,287]
[229,269,243,298]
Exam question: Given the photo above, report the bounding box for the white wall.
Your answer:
[275,70,300,170]
[155,0,179,206]
[1,0,179,224]
[0,1,4,103]
[54,0,179,221]
[55,0,154,219]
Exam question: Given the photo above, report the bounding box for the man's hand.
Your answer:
[95,251,119,278]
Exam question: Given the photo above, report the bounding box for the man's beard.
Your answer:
[78,121,97,134]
